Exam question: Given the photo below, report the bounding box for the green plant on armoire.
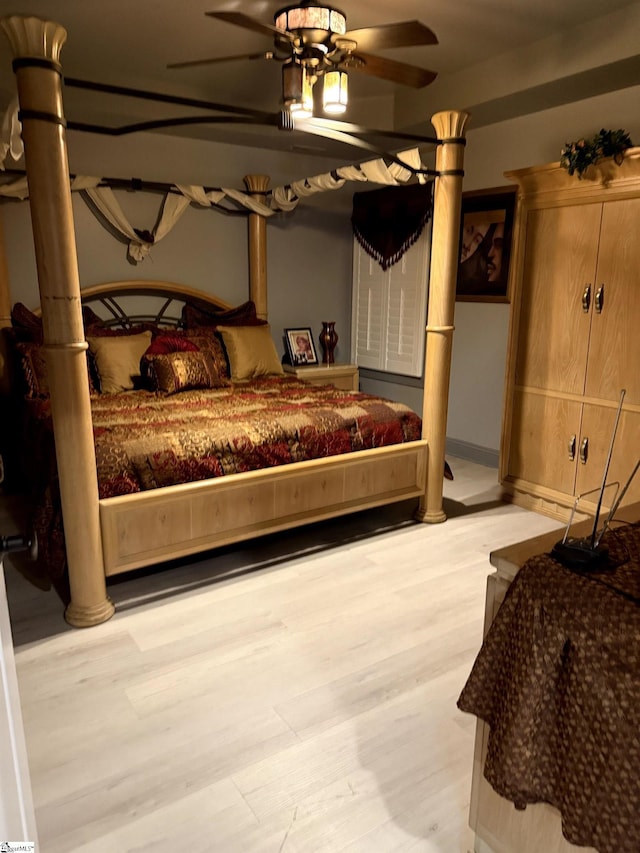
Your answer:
[560,128,633,178]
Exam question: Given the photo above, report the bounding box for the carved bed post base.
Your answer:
[65,598,116,629]
[414,440,449,523]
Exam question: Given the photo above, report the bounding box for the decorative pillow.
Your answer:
[182,330,230,380]
[87,331,152,394]
[11,303,43,342]
[182,300,267,329]
[16,342,97,398]
[81,305,104,328]
[15,342,49,398]
[146,350,230,395]
[145,334,200,356]
[216,324,284,381]
[140,334,201,388]
[85,321,158,338]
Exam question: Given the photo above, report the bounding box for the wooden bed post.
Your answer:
[0,211,12,397]
[416,109,469,523]
[243,174,270,320]
[0,213,10,329]
[1,16,114,626]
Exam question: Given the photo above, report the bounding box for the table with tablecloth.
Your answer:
[458,521,640,853]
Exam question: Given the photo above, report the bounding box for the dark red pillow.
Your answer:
[181,300,267,329]
[81,305,104,328]
[16,341,97,397]
[11,303,43,342]
[84,322,159,338]
[144,334,200,356]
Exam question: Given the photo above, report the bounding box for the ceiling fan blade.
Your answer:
[168,52,271,71]
[347,52,437,88]
[338,21,438,52]
[206,11,294,43]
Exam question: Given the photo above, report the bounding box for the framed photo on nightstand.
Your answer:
[284,327,318,366]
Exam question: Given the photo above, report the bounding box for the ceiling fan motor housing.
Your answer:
[274,3,353,75]
[274,4,347,35]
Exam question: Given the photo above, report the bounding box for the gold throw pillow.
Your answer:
[87,331,152,394]
[216,324,284,381]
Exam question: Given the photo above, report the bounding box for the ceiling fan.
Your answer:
[168,4,438,118]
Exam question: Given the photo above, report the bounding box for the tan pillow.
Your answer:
[87,331,152,393]
[216,324,284,381]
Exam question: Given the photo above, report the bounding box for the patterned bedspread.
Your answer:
[21,377,421,583]
[91,376,421,497]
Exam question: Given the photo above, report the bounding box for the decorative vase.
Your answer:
[319,321,338,365]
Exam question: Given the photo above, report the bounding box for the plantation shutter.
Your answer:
[351,226,430,377]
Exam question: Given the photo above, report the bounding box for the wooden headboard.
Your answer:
[0,279,238,405]
[39,279,235,328]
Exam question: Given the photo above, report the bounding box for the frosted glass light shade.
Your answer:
[283,61,314,117]
[323,69,348,114]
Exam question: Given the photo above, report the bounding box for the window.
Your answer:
[350,226,430,377]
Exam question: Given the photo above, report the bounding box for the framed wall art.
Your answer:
[284,327,318,365]
[456,186,517,303]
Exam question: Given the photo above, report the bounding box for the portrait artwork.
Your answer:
[456,188,516,303]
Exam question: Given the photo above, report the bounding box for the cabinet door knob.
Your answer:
[579,437,589,464]
[582,284,591,313]
[568,435,576,461]
[595,284,605,313]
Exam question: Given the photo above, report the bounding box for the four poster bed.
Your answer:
[13,278,427,588]
[0,15,468,627]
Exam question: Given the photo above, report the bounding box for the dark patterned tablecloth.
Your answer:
[458,522,640,853]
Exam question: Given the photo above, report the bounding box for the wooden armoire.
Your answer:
[500,147,640,520]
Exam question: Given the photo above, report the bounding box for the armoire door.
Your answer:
[575,404,640,510]
[507,388,583,496]
[515,204,602,395]
[585,197,640,406]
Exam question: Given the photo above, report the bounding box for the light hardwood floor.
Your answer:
[4,459,561,853]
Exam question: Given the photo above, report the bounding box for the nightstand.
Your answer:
[283,363,359,391]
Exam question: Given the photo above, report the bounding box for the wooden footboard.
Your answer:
[100,440,428,576]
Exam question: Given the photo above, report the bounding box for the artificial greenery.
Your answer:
[560,129,633,178]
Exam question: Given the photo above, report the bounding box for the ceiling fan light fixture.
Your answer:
[274,5,347,36]
[323,68,348,114]
[192,9,438,116]
[282,60,314,117]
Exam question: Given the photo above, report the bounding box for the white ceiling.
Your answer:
[0,1,639,158]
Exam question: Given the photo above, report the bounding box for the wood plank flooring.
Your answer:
[3,459,561,852]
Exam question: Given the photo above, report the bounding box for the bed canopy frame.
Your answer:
[0,15,468,627]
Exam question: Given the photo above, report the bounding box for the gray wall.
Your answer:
[1,130,355,365]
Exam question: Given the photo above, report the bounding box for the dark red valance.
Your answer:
[351,182,433,270]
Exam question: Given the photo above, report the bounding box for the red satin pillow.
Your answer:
[144,334,200,356]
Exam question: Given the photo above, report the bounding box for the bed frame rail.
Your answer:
[100,441,428,576]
